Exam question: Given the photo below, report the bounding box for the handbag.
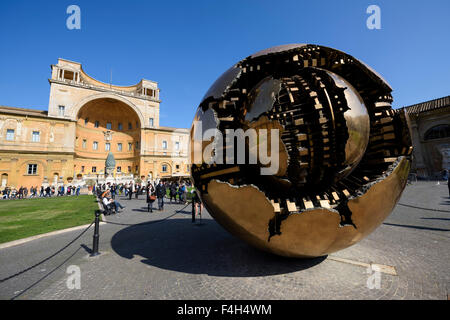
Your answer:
[149,195,156,201]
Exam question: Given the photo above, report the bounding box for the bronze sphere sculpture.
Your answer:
[190,44,412,258]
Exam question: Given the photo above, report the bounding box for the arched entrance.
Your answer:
[53,173,59,185]
[1,173,8,187]
[74,97,142,181]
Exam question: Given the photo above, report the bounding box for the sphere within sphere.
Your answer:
[190,44,411,258]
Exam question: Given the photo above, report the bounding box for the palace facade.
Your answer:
[402,95,450,179]
[0,58,189,189]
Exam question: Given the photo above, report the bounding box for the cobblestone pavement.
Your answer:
[0,181,448,300]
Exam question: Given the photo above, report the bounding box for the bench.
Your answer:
[100,199,115,215]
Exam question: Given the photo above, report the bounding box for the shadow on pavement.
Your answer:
[421,217,450,221]
[110,218,326,277]
[80,243,93,254]
[383,222,450,232]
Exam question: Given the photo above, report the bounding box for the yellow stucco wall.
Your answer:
[0,58,189,189]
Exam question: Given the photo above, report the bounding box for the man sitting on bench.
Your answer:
[102,195,115,215]
[102,190,125,214]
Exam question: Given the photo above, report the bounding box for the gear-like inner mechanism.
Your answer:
[190,44,412,258]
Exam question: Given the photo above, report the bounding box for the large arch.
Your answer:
[74,97,142,177]
[70,92,145,128]
[424,124,450,141]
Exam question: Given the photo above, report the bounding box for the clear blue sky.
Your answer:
[1,0,449,129]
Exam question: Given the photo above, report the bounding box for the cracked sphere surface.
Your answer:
[190,44,412,258]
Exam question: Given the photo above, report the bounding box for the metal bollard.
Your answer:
[91,210,101,256]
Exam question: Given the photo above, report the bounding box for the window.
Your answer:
[32,131,40,142]
[106,122,112,130]
[82,139,87,149]
[117,166,121,173]
[149,118,154,127]
[84,118,89,125]
[176,164,180,169]
[136,141,139,149]
[128,142,132,151]
[118,123,123,131]
[135,165,138,172]
[27,164,37,175]
[81,166,85,173]
[93,141,98,150]
[128,166,131,172]
[58,105,65,116]
[162,141,168,149]
[6,129,14,141]
[162,165,167,172]
[175,141,180,150]
[105,143,111,151]
[94,121,99,128]
[117,143,122,151]
[92,166,97,173]
[424,125,450,141]
[128,122,132,130]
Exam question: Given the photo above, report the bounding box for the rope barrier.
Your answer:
[10,245,83,300]
[1,201,190,287]
[0,221,94,284]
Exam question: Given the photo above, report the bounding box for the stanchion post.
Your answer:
[91,210,101,256]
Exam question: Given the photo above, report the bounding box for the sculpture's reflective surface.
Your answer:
[190,44,412,258]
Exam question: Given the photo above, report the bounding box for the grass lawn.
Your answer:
[0,195,98,244]
[165,186,195,200]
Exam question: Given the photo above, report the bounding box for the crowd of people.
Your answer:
[95,179,193,214]
[1,178,203,221]
[1,185,81,200]
[1,177,203,222]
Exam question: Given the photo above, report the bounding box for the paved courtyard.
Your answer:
[0,181,449,300]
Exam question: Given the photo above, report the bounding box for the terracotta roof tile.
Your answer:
[403,95,450,114]
[0,105,48,117]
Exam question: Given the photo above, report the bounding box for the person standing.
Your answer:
[135,183,140,199]
[146,182,156,213]
[170,182,178,204]
[156,181,166,211]
[191,189,203,223]
[96,186,103,199]
[128,183,133,200]
[180,182,187,204]
[110,184,115,199]
[45,186,50,197]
